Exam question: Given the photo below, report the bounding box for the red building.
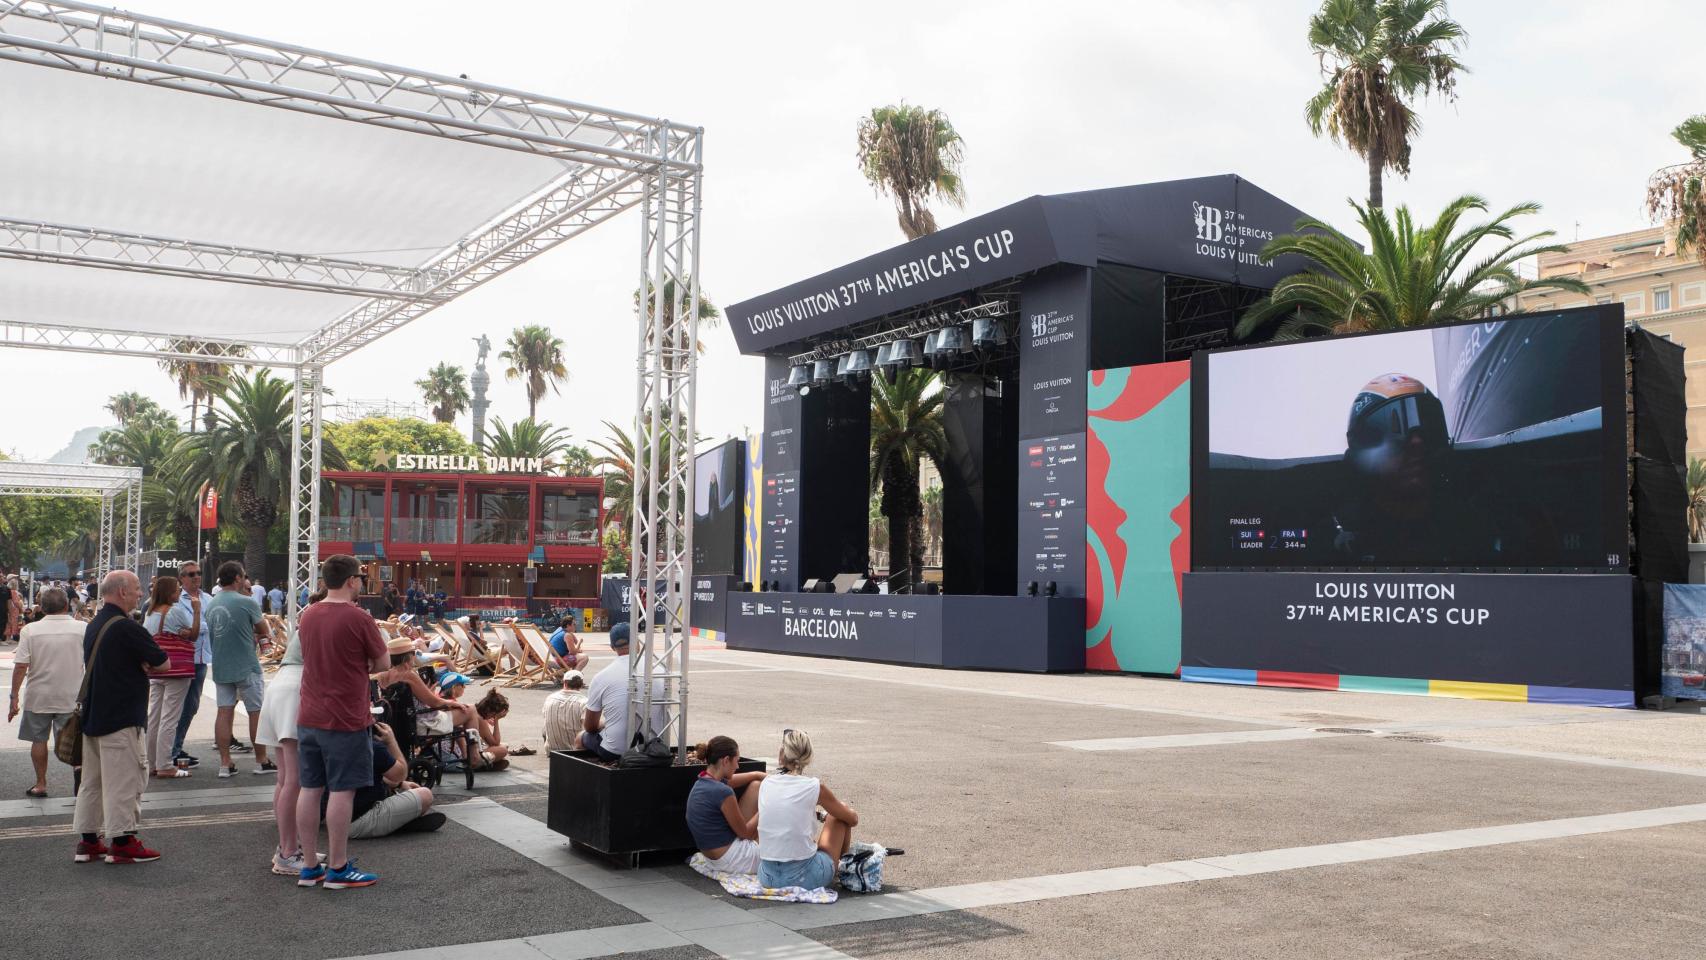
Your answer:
[319,468,604,612]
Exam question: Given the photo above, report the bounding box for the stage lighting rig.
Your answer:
[786,364,811,390]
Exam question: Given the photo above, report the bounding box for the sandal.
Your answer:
[24,787,47,798]
[511,746,537,757]
[153,769,191,779]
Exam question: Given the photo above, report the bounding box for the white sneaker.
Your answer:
[269,849,328,876]
[217,765,237,779]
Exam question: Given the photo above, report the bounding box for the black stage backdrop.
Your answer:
[692,439,745,578]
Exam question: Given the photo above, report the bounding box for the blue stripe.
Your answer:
[1527,685,1634,709]
[1181,666,1259,686]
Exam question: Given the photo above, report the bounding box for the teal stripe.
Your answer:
[1340,675,1429,696]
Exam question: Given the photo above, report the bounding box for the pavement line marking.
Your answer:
[1431,740,1706,778]
[442,797,857,960]
[1049,728,1340,751]
[754,801,1706,931]
[332,921,691,960]
[693,652,1283,727]
[0,783,277,819]
[0,807,277,840]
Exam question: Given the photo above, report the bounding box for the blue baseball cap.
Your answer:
[609,621,630,647]
[437,670,471,692]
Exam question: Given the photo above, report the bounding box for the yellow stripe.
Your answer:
[1429,679,1528,702]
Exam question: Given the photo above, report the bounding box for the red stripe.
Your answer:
[1256,670,1339,691]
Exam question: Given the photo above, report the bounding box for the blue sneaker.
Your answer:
[323,859,379,890]
[297,864,326,888]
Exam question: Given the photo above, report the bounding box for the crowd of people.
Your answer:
[7,560,878,894]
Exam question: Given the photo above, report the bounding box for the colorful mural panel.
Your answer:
[1085,360,1191,673]
[742,433,763,586]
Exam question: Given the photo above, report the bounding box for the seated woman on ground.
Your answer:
[686,735,766,875]
[375,636,478,730]
[471,689,512,771]
[756,729,858,890]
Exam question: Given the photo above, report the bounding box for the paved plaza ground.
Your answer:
[5,633,1705,959]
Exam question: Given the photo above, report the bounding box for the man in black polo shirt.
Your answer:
[74,570,170,865]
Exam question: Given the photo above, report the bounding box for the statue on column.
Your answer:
[470,334,493,448]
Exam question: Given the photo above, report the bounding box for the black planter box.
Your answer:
[547,748,765,857]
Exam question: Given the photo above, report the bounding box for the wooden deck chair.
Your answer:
[488,621,533,685]
[261,614,289,663]
[513,622,568,685]
[421,621,463,663]
[445,620,497,673]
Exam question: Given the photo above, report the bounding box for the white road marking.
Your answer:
[1049,728,1341,751]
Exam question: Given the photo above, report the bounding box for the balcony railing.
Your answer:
[391,517,458,543]
[320,517,385,541]
[537,524,600,546]
[464,518,529,545]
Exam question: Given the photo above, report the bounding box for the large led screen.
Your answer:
[1192,307,1627,571]
[692,439,746,577]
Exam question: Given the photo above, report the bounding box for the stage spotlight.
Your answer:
[737,581,753,592]
[834,354,851,382]
[844,349,873,379]
[971,317,1006,348]
[1026,581,1038,596]
[769,581,781,592]
[811,358,836,384]
[873,343,893,367]
[921,330,941,357]
[786,364,811,390]
[934,324,969,354]
[887,338,922,367]
[1045,581,1058,597]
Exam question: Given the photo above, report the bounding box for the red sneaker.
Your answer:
[73,840,109,863]
[105,837,161,864]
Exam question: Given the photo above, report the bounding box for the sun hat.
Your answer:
[385,636,415,655]
[437,670,471,692]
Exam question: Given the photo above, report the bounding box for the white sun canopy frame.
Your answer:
[0,460,142,581]
[0,1,702,757]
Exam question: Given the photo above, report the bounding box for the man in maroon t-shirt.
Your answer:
[293,555,388,890]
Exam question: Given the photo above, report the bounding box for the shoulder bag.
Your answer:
[55,617,121,767]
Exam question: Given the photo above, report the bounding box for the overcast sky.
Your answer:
[1,0,1700,463]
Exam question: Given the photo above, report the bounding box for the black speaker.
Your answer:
[737,581,753,592]
[919,582,940,596]
[851,578,878,594]
[1025,581,1038,597]
[832,572,863,594]
[803,579,835,594]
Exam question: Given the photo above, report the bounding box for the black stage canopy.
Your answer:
[727,174,1316,355]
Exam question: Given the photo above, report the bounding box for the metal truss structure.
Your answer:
[0,460,141,580]
[0,1,703,757]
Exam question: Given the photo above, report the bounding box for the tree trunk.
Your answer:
[188,397,198,433]
[907,510,925,591]
[243,524,267,585]
[1367,145,1384,209]
[881,457,919,593]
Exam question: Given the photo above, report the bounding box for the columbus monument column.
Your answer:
[470,333,492,448]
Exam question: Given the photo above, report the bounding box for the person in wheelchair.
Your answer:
[375,648,479,791]
[376,636,478,730]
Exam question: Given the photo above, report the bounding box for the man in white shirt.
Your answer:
[581,623,664,762]
[6,588,85,797]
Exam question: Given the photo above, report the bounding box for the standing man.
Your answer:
[207,561,274,778]
[8,588,83,798]
[268,582,286,616]
[295,554,388,890]
[167,561,210,768]
[75,571,169,864]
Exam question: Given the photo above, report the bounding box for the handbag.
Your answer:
[56,617,120,767]
[836,842,888,893]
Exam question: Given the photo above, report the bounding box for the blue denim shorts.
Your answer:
[297,725,374,792]
[758,851,835,890]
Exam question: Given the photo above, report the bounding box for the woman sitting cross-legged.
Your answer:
[685,736,766,874]
[756,729,858,890]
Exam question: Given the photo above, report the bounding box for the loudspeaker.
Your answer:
[851,578,879,594]
[831,573,863,594]
[919,582,940,596]
[737,581,753,592]
[803,579,835,594]
[1628,328,1688,583]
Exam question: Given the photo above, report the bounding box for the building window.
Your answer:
[1683,282,1705,306]
[1621,292,1645,316]
[1595,295,1612,305]
[1654,286,1672,313]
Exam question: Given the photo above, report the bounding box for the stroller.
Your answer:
[379,669,479,791]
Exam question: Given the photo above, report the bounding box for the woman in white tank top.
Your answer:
[755,729,859,890]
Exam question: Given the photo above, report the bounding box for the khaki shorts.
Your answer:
[349,789,427,839]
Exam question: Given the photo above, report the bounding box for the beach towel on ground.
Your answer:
[687,853,838,903]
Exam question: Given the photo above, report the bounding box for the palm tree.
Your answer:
[498,325,568,421]
[589,421,637,526]
[867,492,889,575]
[1647,115,1706,265]
[1235,195,1590,341]
[482,417,573,463]
[922,484,944,567]
[870,369,947,593]
[143,444,203,552]
[856,103,966,239]
[1305,0,1468,208]
[105,391,160,425]
[159,339,246,432]
[88,420,181,478]
[1688,457,1706,543]
[188,370,346,577]
[635,279,721,354]
[415,363,471,424]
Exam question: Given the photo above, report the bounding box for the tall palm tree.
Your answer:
[105,391,160,425]
[856,103,966,239]
[159,339,246,432]
[1235,195,1589,341]
[589,421,637,526]
[415,363,471,424]
[870,369,947,593]
[189,370,345,576]
[88,420,181,478]
[1305,0,1467,208]
[922,483,944,566]
[499,325,568,421]
[1647,114,1706,265]
[482,417,573,463]
[143,443,203,552]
